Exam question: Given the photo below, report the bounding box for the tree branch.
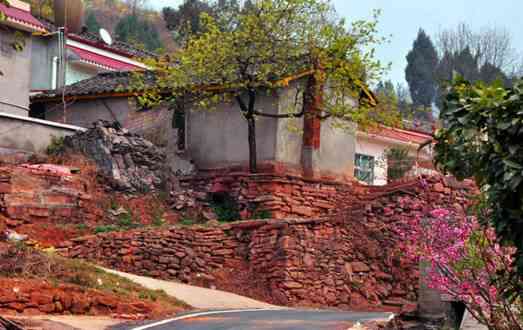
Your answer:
[254,108,304,118]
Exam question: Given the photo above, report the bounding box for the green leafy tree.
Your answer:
[434,77,523,276]
[85,10,101,33]
[405,29,439,108]
[162,0,255,44]
[162,0,213,43]
[115,15,162,51]
[139,0,394,173]
[386,147,415,181]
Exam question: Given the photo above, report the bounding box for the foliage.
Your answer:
[162,0,213,43]
[436,23,523,79]
[21,0,53,20]
[178,218,195,226]
[405,29,439,108]
[85,10,101,33]
[385,147,415,181]
[434,77,523,274]
[398,208,523,330]
[162,0,256,44]
[115,14,162,51]
[435,48,510,108]
[94,225,118,233]
[210,193,239,222]
[138,0,395,172]
[253,209,272,219]
[46,135,66,156]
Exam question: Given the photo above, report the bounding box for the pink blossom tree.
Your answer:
[398,208,523,330]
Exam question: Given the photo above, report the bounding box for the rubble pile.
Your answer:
[64,120,174,193]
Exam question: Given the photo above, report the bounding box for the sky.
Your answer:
[147,0,523,86]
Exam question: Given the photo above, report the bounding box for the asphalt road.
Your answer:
[117,309,393,330]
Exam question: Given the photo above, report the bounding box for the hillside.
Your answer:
[23,0,176,52]
[84,0,176,52]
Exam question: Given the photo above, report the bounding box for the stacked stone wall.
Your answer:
[62,175,475,311]
[0,165,101,227]
[179,171,362,219]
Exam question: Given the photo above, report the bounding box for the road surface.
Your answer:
[115,309,393,330]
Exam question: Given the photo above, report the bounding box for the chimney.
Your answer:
[54,0,85,33]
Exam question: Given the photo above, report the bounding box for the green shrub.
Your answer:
[210,193,239,222]
[253,209,272,219]
[179,218,195,226]
[46,135,66,156]
[94,225,117,234]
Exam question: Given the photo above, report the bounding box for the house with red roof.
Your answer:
[0,0,83,156]
[30,27,154,95]
[354,125,434,185]
[0,0,46,116]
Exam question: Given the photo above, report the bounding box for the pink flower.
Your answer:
[430,208,451,218]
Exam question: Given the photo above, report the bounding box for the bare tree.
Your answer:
[436,23,523,77]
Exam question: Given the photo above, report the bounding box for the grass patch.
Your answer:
[0,243,188,310]
[178,218,195,226]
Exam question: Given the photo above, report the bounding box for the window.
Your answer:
[355,154,375,185]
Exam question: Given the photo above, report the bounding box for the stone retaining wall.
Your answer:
[61,175,475,311]
[178,170,360,219]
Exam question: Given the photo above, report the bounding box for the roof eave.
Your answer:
[2,17,46,33]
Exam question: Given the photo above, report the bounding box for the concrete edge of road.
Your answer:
[129,308,395,330]
[129,308,286,330]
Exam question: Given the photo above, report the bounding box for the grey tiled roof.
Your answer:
[32,71,157,100]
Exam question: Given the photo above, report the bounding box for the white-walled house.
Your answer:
[355,126,433,185]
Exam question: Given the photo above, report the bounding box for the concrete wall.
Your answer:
[0,29,32,116]
[314,119,356,179]
[275,80,304,167]
[66,62,101,85]
[30,36,59,91]
[45,97,131,127]
[0,112,83,153]
[187,92,280,168]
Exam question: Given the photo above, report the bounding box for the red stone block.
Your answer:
[43,193,76,206]
[0,182,11,193]
[28,207,50,218]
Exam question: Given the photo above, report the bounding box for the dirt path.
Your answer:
[101,268,279,310]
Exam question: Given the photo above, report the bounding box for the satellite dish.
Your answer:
[99,28,113,45]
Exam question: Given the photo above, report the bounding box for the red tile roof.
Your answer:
[0,3,46,32]
[67,45,141,71]
[367,126,433,145]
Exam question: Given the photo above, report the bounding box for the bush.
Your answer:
[46,135,66,156]
[386,147,415,181]
[210,192,239,222]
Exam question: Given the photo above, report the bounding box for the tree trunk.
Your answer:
[247,113,257,173]
[236,90,257,173]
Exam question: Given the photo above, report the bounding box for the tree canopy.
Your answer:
[162,0,255,44]
[115,14,162,51]
[138,0,395,172]
[434,77,523,275]
[85,10,101,33]
[405,29,438,108]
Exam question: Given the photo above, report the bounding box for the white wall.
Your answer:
[355,134,433,186]
[355,136,389,185]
